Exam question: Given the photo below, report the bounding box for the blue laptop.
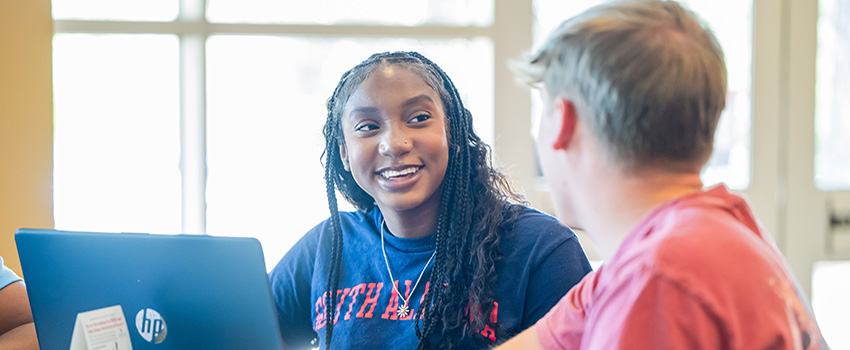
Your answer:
[15,228,285,350]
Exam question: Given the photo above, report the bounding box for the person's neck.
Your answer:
[579,167,704,261]
[379,204,440,239]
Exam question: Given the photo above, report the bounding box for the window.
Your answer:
[206,0,492,26]
[815,0,850,190]
[52,0,178,21]
[52,0,498,271]
[812,1,850,346]
[812,261,850,349]
[53,0,755,269]
[53,34,182,234]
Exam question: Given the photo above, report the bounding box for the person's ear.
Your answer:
[553,97,578,151]
[339,142,350,172]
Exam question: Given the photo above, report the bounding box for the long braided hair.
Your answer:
[321,51,523,349]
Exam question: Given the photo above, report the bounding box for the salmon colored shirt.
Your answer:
[537,185,824,349]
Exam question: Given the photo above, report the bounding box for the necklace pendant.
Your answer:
[398,303,410,318]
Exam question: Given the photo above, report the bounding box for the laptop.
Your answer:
[15,228,285,350]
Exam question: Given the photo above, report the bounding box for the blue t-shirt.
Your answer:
[0,256,22,290]
[270,204,591,349]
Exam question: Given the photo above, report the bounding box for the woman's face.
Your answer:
[339,65,449,217]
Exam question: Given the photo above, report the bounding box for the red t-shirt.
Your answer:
[537,185,824,349]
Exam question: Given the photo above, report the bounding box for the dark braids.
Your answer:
[320,64,361,348]
[321,51,523,349]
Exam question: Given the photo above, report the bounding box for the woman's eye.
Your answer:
[355,124,378,132]
[410,114,431,123]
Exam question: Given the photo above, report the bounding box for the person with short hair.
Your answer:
[0,255,39,349]
[497,1,825,349]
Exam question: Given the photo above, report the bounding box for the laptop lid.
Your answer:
[15,228,285,350]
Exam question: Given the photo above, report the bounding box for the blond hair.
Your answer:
[516,0,727,169]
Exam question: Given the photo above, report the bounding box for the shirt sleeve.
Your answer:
[268,224,324,349]
[522,234,593,328]
[536,270,599,350]
[0,256,22,290]
[582,270,725,350]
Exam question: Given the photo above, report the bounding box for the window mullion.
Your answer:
[179,0,208,234]
[180,0,205,21]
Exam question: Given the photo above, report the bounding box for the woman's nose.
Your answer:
[378,127,412,157]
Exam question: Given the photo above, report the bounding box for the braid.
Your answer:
[415,126,460,349]
[322,51,523,349]
[323,163,342,349]
[414,182,452,350]
[322,85,345,349]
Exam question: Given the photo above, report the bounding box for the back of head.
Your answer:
[517,0,727,170]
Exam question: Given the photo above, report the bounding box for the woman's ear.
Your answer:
[339,142,350,172]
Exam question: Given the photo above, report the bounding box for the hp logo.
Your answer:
[135,308,167,344]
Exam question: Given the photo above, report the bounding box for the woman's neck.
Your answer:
[379,204,440,239]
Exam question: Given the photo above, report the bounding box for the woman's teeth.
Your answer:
[381,167,419,178]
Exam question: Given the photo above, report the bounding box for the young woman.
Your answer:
[270,51,591,349]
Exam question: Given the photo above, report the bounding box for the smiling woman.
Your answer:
[268,52,592,350]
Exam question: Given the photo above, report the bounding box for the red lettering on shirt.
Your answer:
[479,301,499,341]
[356,282,383,319]
[345,283,366,320]
[381,280,404,320]
[315,292,326,329]
[333,288,351,325]
[314,280,500,340]
[398,280,415,321]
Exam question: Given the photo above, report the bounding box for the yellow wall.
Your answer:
[0,0,54,276]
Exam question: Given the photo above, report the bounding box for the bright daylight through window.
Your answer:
[52,0,494,271]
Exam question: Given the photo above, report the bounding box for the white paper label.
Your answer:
[69,305,133,350]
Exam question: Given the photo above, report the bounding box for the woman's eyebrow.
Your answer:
[348,106,380,116]
[348,94,436,116]
[403,94,436,109]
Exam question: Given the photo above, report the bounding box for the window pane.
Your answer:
[52,0,178,21]
[207,0,493,26]
[206,36,493,270]
[812,261,850,349]
[53,34,181,233]
[815,0,850,190]
[533,0,753,189]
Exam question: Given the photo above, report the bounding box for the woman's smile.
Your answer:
[376,164,424,191]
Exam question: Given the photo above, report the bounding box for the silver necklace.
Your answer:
[380,219,436,318]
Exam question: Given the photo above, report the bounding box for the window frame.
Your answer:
[53,0,537,234]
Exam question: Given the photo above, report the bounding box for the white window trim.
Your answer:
[53,0,537,234]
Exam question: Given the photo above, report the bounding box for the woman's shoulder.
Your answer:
[496,203,579,253]
[301,209,375,239]
[274,209,376,266]
[505,203,575,236]
[498,203,591,274]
